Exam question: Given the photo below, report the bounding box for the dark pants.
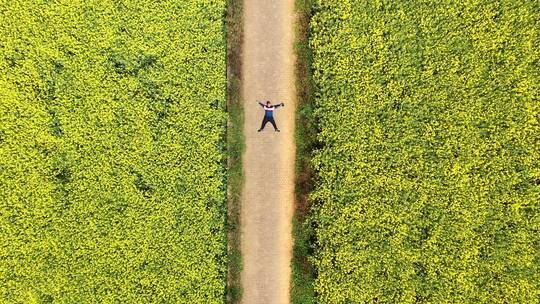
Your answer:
[260,116,278,131]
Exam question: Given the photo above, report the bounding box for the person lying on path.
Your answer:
[257,100,285,132]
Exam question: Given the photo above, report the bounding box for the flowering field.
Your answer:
[0,0,226,302]
[309,0,539,302]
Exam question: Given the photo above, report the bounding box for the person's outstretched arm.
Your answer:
[273,102,285,109]
[257,101,265,107]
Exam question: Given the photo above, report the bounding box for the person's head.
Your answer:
[266,101,271,106]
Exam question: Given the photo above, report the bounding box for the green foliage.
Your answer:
[309,0,540,303]
[292,0,318,303]
[0,0,226,302]
[292,217,317,304]
[225,0,244,302]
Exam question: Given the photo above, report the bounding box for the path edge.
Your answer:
[226,0,245,302]
[291,0,318,303]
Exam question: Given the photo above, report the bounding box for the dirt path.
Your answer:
[240,0,296,303]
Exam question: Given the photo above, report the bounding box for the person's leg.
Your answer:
[270,118,279,131]
[258,117,270,131]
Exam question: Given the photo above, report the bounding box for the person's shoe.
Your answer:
[275,129,280,132]
[257,129,262,132]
